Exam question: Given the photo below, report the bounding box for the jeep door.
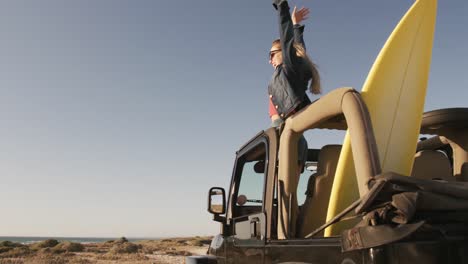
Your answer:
[225,135,270,264]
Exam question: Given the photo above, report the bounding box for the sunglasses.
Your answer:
[269,49,282,60]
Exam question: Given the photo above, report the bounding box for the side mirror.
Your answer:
[208,187,226,216]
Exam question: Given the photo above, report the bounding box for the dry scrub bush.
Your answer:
[117,237,128,243]
[109,242,141,254]
[0,247,31,258]
[0,242,24,249]
[0,241,28,256]
[52,242,84,253]
[30,239,59,250]
[189,238,212,247]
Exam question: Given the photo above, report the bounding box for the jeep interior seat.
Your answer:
[297,144,342,238]
[411,150,453,181]
[459,162,468,182]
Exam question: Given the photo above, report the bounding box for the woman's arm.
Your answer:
[272,0,306,72]
[292,6,310,49]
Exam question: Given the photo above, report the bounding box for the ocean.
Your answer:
[0,236,154,245]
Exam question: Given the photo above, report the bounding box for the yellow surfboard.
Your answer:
[325,0,437,236]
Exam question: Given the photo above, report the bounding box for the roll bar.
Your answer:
[276,88,382,238]
[279,87,381,197]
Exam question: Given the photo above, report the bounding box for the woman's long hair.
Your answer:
[272,39,321,94]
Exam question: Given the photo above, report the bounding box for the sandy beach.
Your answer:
[0,236,211,264]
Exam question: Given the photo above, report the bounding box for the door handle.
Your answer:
[250,217,260,239]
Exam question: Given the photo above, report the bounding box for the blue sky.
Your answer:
[0,0,466,237]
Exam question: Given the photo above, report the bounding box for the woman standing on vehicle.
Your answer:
[268,0,321,127]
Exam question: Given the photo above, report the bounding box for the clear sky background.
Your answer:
[0,0,466,238]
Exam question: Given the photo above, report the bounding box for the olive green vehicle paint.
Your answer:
[186,90,468,264]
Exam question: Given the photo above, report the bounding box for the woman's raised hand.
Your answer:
[291,6,310,25]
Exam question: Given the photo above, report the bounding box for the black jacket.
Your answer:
[268,0,312,118]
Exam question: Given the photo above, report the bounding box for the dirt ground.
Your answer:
[0,237,211,264]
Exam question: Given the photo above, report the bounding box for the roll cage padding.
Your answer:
[277,87,381,238]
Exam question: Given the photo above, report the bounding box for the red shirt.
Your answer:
[269,98,279,117]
